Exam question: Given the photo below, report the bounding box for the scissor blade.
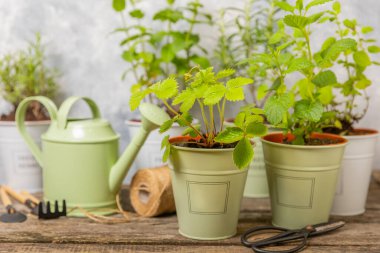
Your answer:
[312,221,345,235]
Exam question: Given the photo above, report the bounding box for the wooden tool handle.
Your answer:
[20,190,40,204]
[2,186,27,204]
[0,187,12,206]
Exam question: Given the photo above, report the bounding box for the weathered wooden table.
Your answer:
[0,172,379,253]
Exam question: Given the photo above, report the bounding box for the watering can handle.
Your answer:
[16,96,58,167]
[57,96,101,129]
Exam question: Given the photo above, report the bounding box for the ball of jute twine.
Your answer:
[130,166,176,217]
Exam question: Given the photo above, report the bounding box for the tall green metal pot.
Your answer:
[262,132,348,229]
[169,137,248,240]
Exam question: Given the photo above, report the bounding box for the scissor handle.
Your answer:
[241,226,309,253]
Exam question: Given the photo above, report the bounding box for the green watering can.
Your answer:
[16,96,170,216]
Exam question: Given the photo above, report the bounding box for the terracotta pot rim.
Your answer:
[344,128,379,137]
[262,132,348,149]
[169,136,236,152]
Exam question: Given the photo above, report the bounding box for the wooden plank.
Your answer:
[0,243,379,253]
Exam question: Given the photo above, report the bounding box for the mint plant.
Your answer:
[215,0,285,108]
[112,0,212,106]
[130,67,268,169]
[319,1,380,135]
[0,33,59,120]
[258,0,359,144]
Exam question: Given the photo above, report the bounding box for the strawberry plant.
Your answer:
[258,0,360,144]
[130,67,268,169]
[112,0,212,106]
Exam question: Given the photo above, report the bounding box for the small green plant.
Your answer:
[214,0,285,108]
[0,34,59,120]
[112,0,212,106]
[130,67,268,169]
[320,1,380,135]
[257,0,360,144]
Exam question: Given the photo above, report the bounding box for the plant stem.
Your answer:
[198,99,209,133]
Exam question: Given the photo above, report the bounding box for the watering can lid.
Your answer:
[42,118,119,143]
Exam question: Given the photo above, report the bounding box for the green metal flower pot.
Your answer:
[262,132,348,229]
[169,137,248,240]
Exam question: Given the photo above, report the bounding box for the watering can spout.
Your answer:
[108,103,171,193]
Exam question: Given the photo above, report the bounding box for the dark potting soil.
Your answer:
[173,141,238,149]
[0,102,50,121]
[283,138,341,146]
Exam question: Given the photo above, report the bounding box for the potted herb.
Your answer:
[0,34,59,192]
[112,0,212,181]
[257,0,350,229]
[318,2,379,215]
[215,0,285,198]
[130,67,267,240]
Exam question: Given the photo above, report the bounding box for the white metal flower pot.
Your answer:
[0,121,49,192]
[331,129,379,216]
[125,120,185,184]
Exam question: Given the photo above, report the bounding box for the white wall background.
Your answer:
[0,0,379,168]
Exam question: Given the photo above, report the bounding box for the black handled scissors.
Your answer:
[241,221,345,253]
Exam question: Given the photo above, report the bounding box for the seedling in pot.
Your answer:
[130,66,268,169]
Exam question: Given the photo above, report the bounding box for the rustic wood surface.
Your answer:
[0,171,379,253]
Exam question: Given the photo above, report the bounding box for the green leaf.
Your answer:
[112,0,125,12]
[294,100,323,122]
[160,119,174,133]
[318,86,333,105]
[368,45,380,53]
[355,79,371,89]
[176,112,193,126]
[203,84,226,105]
[295,0,303,11]
[161,44,175,62]
[122,50,135,62]
[182,125,200,138]
[286,57,313,73]
[233,137,253,169]
[268,77,281,91]
[246,122,267,137]
[269,32,284,45]
[343,19,356,30]
[226,77,253,88]
[191,56,210,68]
[162,143,171,162]
[225,87,244,101]
[150,78,178,99]
[129,9,144,19]
[353,51,371,67]
[153,9,183,23]
[173,89,196,112]
[307,12,324,24]
[130,90,148,111]
[215,127,244,144]
[256,84,268,101]
[362,26,374,34]
[323,38,357,60]
[264,93,292,125]
[275,1,295,12]
[312,70,337,87]
[306,0,332,11]
[284,15,309,29]
[216,69,236,79]
[332,1,341,13]
[161,135,170,150]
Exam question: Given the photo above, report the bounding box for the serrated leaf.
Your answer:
[264,93,292,125]
[153,9,183,23]
[275,1,295,12]
[150,78,178,99]
[312,70,337,87]
[294,100,323,122]
[234,112,246,128]
[321,37,336,51]
[353,51,371,67]
[182,125,200,138]
[162,143,171,162]
[318,86,333,105]
[233,137,253,169]
[256,84,268,101]
[176,112,193,126]
[286,57,313,73]
[215,127,244,144]
[284,15,309,29]
[332,1,341,13]
[226,77,253,88]
[160,119,174,133]
[368,45,380,53]
[161,135,170,150]
[112,0,125,12]
[306,0,332,10]
[269,32,284,45]
[203,84,226,105]
[130,90,148,111]
[343,19,356,30]
[216,69,236,79]
[296,0,303,11]
[173,88,196,112]
[129,9,144,19]
[323,38,357,60]
[246,122,267,137]
[225,87,244,101]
